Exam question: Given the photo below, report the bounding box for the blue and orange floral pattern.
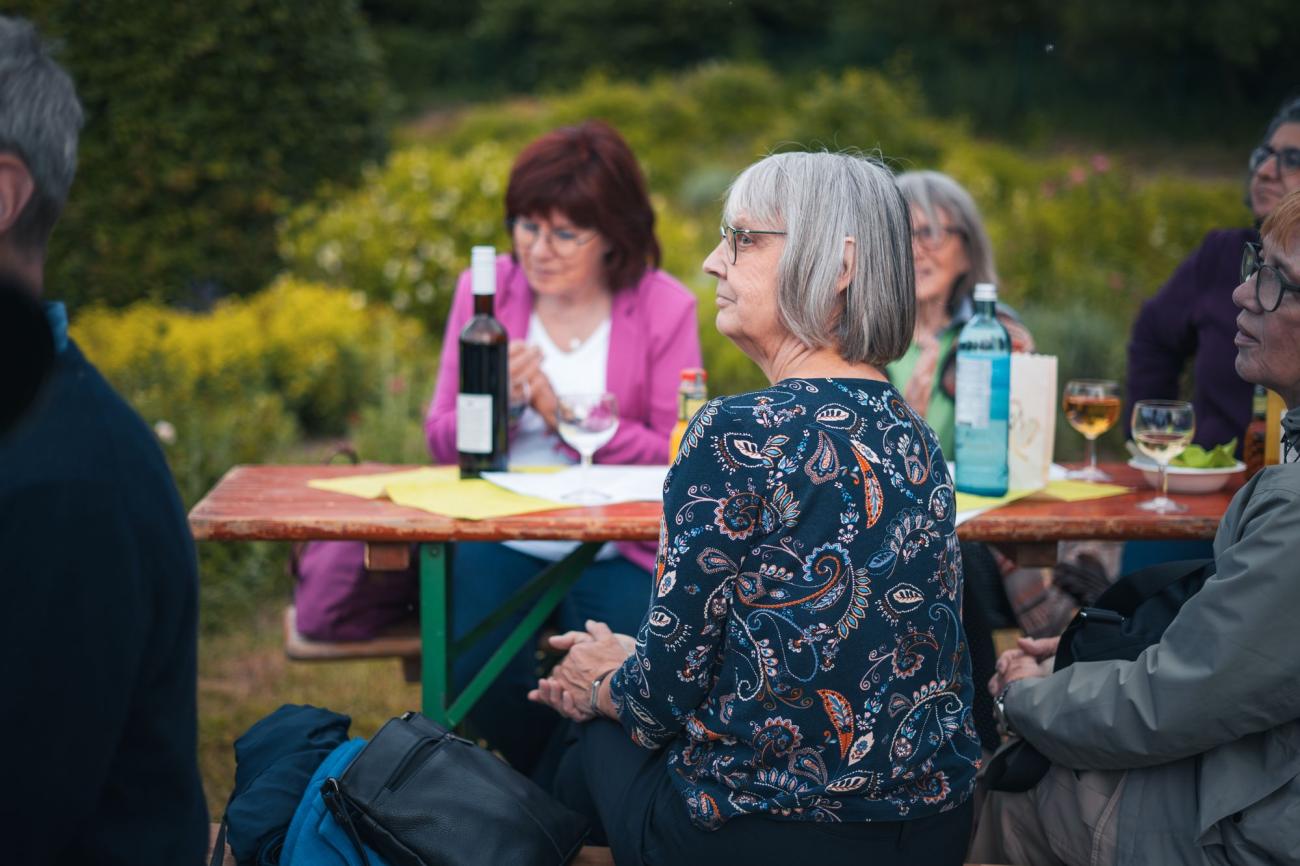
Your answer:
[609,378,980,829]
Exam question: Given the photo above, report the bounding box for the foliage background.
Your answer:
[12,0,390,309]
[15,1,1280,815]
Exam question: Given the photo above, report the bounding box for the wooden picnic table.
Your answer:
[190,462,1241,724]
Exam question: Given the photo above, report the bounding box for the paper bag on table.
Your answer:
[1009,353,1057,490]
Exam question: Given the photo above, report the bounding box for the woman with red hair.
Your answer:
[425,120,701,772]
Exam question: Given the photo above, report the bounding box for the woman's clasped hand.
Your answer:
[528,620,634,722]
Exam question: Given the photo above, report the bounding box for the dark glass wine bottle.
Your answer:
[457,246,508,477]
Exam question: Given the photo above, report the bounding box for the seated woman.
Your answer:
[890,170,1033,457]
[972,189,1300,866]
[424,120,701,772]
[1127,95,1300,454]
[530,151,980,866]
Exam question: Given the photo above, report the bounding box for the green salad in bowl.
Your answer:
[1170,438,1238,468]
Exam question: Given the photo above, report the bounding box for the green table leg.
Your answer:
[420,543,451,725]
[420,541,601,727]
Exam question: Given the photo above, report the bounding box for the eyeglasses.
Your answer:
[911,222,965,251]
[1241,241,1300,312]
[508,217,598,257]
[719,221,786,265]
[1248,144,1300,177]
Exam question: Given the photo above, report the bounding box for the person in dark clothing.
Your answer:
[1127,96,1300,453]
[0,16,208,864]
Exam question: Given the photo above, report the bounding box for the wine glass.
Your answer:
[1131,399,1195,513]
[1062,379,1122,482]
[556,392,620,504]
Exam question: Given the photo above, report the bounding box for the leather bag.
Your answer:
[321,712,589,866]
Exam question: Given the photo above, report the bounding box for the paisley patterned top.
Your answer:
[608,378,980,829]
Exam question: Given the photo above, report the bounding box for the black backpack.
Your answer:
[983,558,1216,792]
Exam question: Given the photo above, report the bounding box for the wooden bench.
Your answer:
[283,605,422,682]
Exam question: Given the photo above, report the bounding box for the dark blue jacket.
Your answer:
[0,339,208,864]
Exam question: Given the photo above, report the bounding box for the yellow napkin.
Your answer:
[954,487,1039,514]
[308,467,455,499]
[385,477,563,520]
[308,466,567,520]
[1033,479,1131,502]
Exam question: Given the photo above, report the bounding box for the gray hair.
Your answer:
[896,170,998,315]
[723,151,914,367]
[0,16,83,252]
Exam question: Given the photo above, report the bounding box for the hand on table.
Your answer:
[988,635,1059,697]
[528,620,634,722]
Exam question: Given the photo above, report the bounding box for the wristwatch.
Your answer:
[994,685,1017,738]
[589,668,617,717]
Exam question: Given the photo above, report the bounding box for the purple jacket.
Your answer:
[425,255,701,571]
[1126,227,1258,453]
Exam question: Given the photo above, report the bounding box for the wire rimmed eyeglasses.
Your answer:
[1241,241,1300,312]
[508,217,598,257]
[719,221,787,264]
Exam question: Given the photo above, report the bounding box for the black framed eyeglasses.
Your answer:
[1249,144,1300,177]
[719,221,786,264]
[1241,241,1300,312]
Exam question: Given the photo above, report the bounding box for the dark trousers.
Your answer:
[552,720,974,866]
[451,542,649,773]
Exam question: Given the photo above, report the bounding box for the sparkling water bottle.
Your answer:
[954,282,1010,496]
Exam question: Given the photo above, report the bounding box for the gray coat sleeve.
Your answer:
[1005,471,1300,770]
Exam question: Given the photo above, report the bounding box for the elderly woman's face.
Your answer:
[1249,123,1300,221]
[910,205,969,312]
[703,214,786,355]
[512,211,611,297]
[1233,230,1300,404]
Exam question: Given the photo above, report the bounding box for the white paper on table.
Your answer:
[481,465,670,504]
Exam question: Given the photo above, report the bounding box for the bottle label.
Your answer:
[457,393,493,454]
[955,357,992,429]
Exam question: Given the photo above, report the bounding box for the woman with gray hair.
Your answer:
[528,151,980,865]
[891,170,1034,458]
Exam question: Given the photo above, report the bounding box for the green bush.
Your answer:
[71,280,428,630]
[15,0,390,309]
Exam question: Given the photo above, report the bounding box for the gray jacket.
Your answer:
[1006,415,1300,865]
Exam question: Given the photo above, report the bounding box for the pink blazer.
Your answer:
[425,255,701,572]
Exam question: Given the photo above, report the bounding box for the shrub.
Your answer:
[71,280,428,630]
[14,0,390,309]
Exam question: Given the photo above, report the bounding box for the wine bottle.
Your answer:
[954,282,1011,496]
[457,246,508,478]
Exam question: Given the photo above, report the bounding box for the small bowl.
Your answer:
[1127,458,1246,494]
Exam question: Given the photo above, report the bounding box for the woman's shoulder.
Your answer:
[710,378,900,429]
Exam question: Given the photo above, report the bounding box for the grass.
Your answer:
[197,602,420,818]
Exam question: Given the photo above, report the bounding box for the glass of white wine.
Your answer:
[556,392,620,504]
[1062,379,1122,482]
[1131,399,1195,513]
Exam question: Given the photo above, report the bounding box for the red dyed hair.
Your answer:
[505,120,661,291]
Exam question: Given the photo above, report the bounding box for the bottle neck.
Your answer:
[974,298,997,318]
[473,293,495,316]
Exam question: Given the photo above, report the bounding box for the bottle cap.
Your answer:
[973,282,998,302]
[471,246,496,296]
[679,367,707,382]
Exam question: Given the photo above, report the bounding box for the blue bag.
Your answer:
[282,738,390,866]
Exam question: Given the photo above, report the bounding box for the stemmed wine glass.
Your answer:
[1062,379,1122,482]
[556,392,620,504]
[1131,399,1196,513]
